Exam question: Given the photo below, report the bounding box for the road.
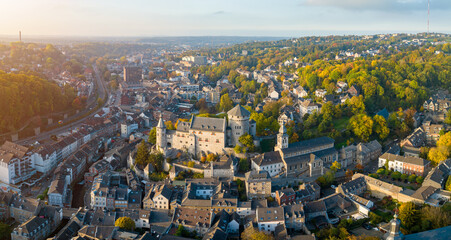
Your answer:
[16,64,109,145]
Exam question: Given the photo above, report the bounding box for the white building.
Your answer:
[121,122,139,138]
[315,89,327,98]
[251,151,284,177]
[0,141,36,185]
[256,207,285,233]
[299,100,320,117]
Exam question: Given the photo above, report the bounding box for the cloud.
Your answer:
[213,10,226,15]
[300,0,451,11]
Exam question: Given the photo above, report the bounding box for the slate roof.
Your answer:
[252,151,282,166]
[411,185,438,201]
[257,207,284,223]
[304,200,326,213]
[379,153,429,166]
[191,116,226,132]
[227,104,250,118]
[282,136,335,156]
[17,216,49,235]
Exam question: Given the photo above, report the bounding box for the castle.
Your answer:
[156,104,256,156]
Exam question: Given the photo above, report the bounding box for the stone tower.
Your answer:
[227,104,251,146]
[384,213,404,240]
[275,123,289,151]
[156,114,167,152]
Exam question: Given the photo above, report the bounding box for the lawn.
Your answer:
[333,117,350,130]
[373,209,393,222]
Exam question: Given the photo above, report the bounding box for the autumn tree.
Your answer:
[241,226,274,240]
[373,115,390,140]
[399,202,419,229]
[348,114,373,142]
[115,217,135,231]
[135,141,150,166]
[148,127,156,144]
[219,93,233,112]
[331,161,342,172]
[428,132,451,165]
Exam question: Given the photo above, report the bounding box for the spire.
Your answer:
[279,123,287,134]
[157,114,165,128]
[384,212,404,240]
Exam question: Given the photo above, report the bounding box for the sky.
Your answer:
[1,0,450,37]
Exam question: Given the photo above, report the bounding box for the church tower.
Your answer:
[156,114,167,152]
[384,213,404,240]
[275,124,289,151]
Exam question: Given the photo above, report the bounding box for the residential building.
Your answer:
[299,100,320,117]
[251,151,284,177]
[256,206,285,233]
[0,141,36,185]
[378,153,430,176]
[245,171,271,199]
[172,207,214,235]
[11,216,51,240]
[275,188,296,206]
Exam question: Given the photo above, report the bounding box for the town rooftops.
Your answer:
[245,171,271,181]
[191,116,226,132]
[1,141,29,158]
[256,206,284,223]
[282,136,334,155]
[304,200,326,213]
[411,185,438,201]
[379,153,429,166]
[252,151,282,166]
[173,207,213,227]
[16,216,49,235]
[227,104,251,118]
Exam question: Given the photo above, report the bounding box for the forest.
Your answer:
[0,71,77,133]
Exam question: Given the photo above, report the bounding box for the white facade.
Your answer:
[270,90,279,100]
[121,122,139,138]
[251,161,283,177]
[378,157,403,173]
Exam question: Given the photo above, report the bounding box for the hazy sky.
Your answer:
[1,0,450,37]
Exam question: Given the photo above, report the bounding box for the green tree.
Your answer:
[241,226,274,240]
[408,174,417,183]
[445,110,451,125]
[135,141,149,166]
[0,222,12,240]
[148,127,156,144]
[391,171,401,180]
[416,176,424,184]
[420,205,451,230]
[348,114,374,142]
[148,152,164,172]
[239,158,250,172]
[401,173,408,181]
[373,115,390,140]
[239,133,255,152]
[115,217,135,231]
[399,202,419,229]
[219,93,233,112]
[234,145,242,153]
[446,176,451,191]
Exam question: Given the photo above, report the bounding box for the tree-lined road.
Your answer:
[16,64,109,145]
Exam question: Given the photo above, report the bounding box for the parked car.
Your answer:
[362,223,372,230]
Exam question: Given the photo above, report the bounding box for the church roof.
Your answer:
[191,116,226,132]
[227,104,250,118]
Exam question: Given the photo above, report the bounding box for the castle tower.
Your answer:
[275,123,289,151]
[384,213,404,240]
[227,104,251,146]
[156,114,167,152]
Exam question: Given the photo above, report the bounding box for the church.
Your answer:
[156,104,256,156]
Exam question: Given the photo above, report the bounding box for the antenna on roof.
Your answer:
[427,0,430,35]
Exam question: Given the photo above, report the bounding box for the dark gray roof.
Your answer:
[191,116,226,132]
[252,151,282,166]
[411,186,437,201]
[305,200,326,213]
[227,104,250,117]
[404,225,451,240]
[257,207,284,223]
[282,136,335,155]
